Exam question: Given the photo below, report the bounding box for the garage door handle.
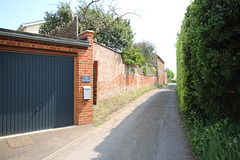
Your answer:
[36,106,40,112]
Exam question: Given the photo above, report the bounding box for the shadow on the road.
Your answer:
[92,85,177,160]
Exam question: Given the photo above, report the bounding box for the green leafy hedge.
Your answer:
[177,0,240,120]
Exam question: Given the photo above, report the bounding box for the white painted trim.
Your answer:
[21,20,46,27]
[80,30,94,35]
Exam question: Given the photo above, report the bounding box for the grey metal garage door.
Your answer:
[0,51,74,136]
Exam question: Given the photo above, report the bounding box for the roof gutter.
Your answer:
[0,28,91,48]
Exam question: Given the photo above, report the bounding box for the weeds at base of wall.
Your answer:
[93,84,165,126]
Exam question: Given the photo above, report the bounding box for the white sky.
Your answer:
[114,0,192,77]
[0,0,192,77]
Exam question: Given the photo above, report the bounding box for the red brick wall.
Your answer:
[164,72,168,84]
[93,42,159,101]
[156,56,165,84]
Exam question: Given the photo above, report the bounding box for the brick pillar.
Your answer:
[74,30,94,125]
[164,72,167,84]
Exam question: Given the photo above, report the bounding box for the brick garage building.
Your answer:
[0,28,94,136]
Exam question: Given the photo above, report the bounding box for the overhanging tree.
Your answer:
[121,46,146,73]
[39,0,135,51]
[134,40,158,69]
[39,3,72,35]
[121,41,158,76]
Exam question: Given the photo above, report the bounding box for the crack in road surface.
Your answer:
[46,84,193,160]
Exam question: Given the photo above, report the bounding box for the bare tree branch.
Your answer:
[94,12,138,38]
[78,0,100,30]
[77,0,140,39]
[84,0,100,13]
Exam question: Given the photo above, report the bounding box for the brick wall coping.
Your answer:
[93,41,121,54]
[93,41,127,66]
[0,28,91,48]
[157,55,165,64]
[94,41,165,65]
[80,30,94,35]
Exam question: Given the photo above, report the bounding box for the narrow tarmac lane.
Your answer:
[48,84,193,160]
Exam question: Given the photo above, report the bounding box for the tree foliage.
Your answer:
[165,68,174,79]
[121,41,158,75]
[39,3,72,35]
[134,40,157,68]
[39,1,134,51]
[176,0,240,120]
[121,47,145,67]
[165,68,175,83]
[95,18,134,51]
[78,0,134,50]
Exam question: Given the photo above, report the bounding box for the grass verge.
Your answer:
[93,84,165,126]
[182,112,240,160]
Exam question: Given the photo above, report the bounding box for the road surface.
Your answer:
[46,84,193,160]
